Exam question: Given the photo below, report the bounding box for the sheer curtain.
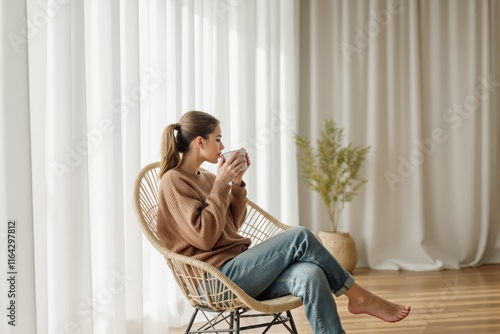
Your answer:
[299,0,500,270]
[1,0,298,333]
[141,0,300,224]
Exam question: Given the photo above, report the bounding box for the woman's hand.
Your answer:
[216,149,250,185]
[232,151,251,186]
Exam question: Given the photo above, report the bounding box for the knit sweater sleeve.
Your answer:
[229,181,247,230]
[163,172,232,251]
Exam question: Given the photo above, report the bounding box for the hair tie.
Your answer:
[174,123,180,131]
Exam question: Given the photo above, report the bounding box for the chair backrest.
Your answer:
[239,198,292,246]
[133,162,163,252]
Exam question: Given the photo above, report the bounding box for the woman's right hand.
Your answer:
[216,150,246,184]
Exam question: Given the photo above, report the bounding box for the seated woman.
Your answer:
[156,110,411,334]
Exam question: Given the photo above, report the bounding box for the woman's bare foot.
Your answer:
[345,283,411,322]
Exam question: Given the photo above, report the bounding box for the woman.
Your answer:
[156,111,410,333]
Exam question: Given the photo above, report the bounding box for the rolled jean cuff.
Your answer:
[333,273,355,297]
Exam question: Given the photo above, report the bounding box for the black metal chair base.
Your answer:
[184,306,299,334]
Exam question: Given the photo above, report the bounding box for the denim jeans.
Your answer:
[218,226,355,334]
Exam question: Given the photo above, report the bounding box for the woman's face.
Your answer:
[202,124,225,163]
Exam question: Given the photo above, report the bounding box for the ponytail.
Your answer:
[159,124,180,178]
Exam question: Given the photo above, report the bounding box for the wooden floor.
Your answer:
[169,264,500,333]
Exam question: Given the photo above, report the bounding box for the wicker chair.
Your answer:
[133,162,303,333]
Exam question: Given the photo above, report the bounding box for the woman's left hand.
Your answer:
[232,151,251,186]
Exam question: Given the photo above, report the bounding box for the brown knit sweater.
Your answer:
[157,168,251,268]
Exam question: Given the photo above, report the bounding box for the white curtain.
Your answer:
[141,0,300,224]
[1,0,298,333]
[299,0,500,270]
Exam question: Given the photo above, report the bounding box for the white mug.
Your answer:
[222,148,248,172]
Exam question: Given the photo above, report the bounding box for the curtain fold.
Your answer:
[299,0,500,270]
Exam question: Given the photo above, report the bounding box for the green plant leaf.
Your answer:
[294,120,371,231]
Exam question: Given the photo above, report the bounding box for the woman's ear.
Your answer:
[195,136,204,149]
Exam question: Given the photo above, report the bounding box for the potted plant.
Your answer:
[294,119,370,273]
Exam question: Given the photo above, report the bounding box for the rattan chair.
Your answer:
[133,162,302,333]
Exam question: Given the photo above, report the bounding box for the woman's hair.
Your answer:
[159,110,220,178]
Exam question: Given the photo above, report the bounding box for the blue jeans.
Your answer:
[218,226,354,334]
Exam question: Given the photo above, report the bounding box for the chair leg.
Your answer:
[184,307,296,334]
[286,310,299,334]
[184,308,199,334]
[229,311,234,329]
[234,309,240,334]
